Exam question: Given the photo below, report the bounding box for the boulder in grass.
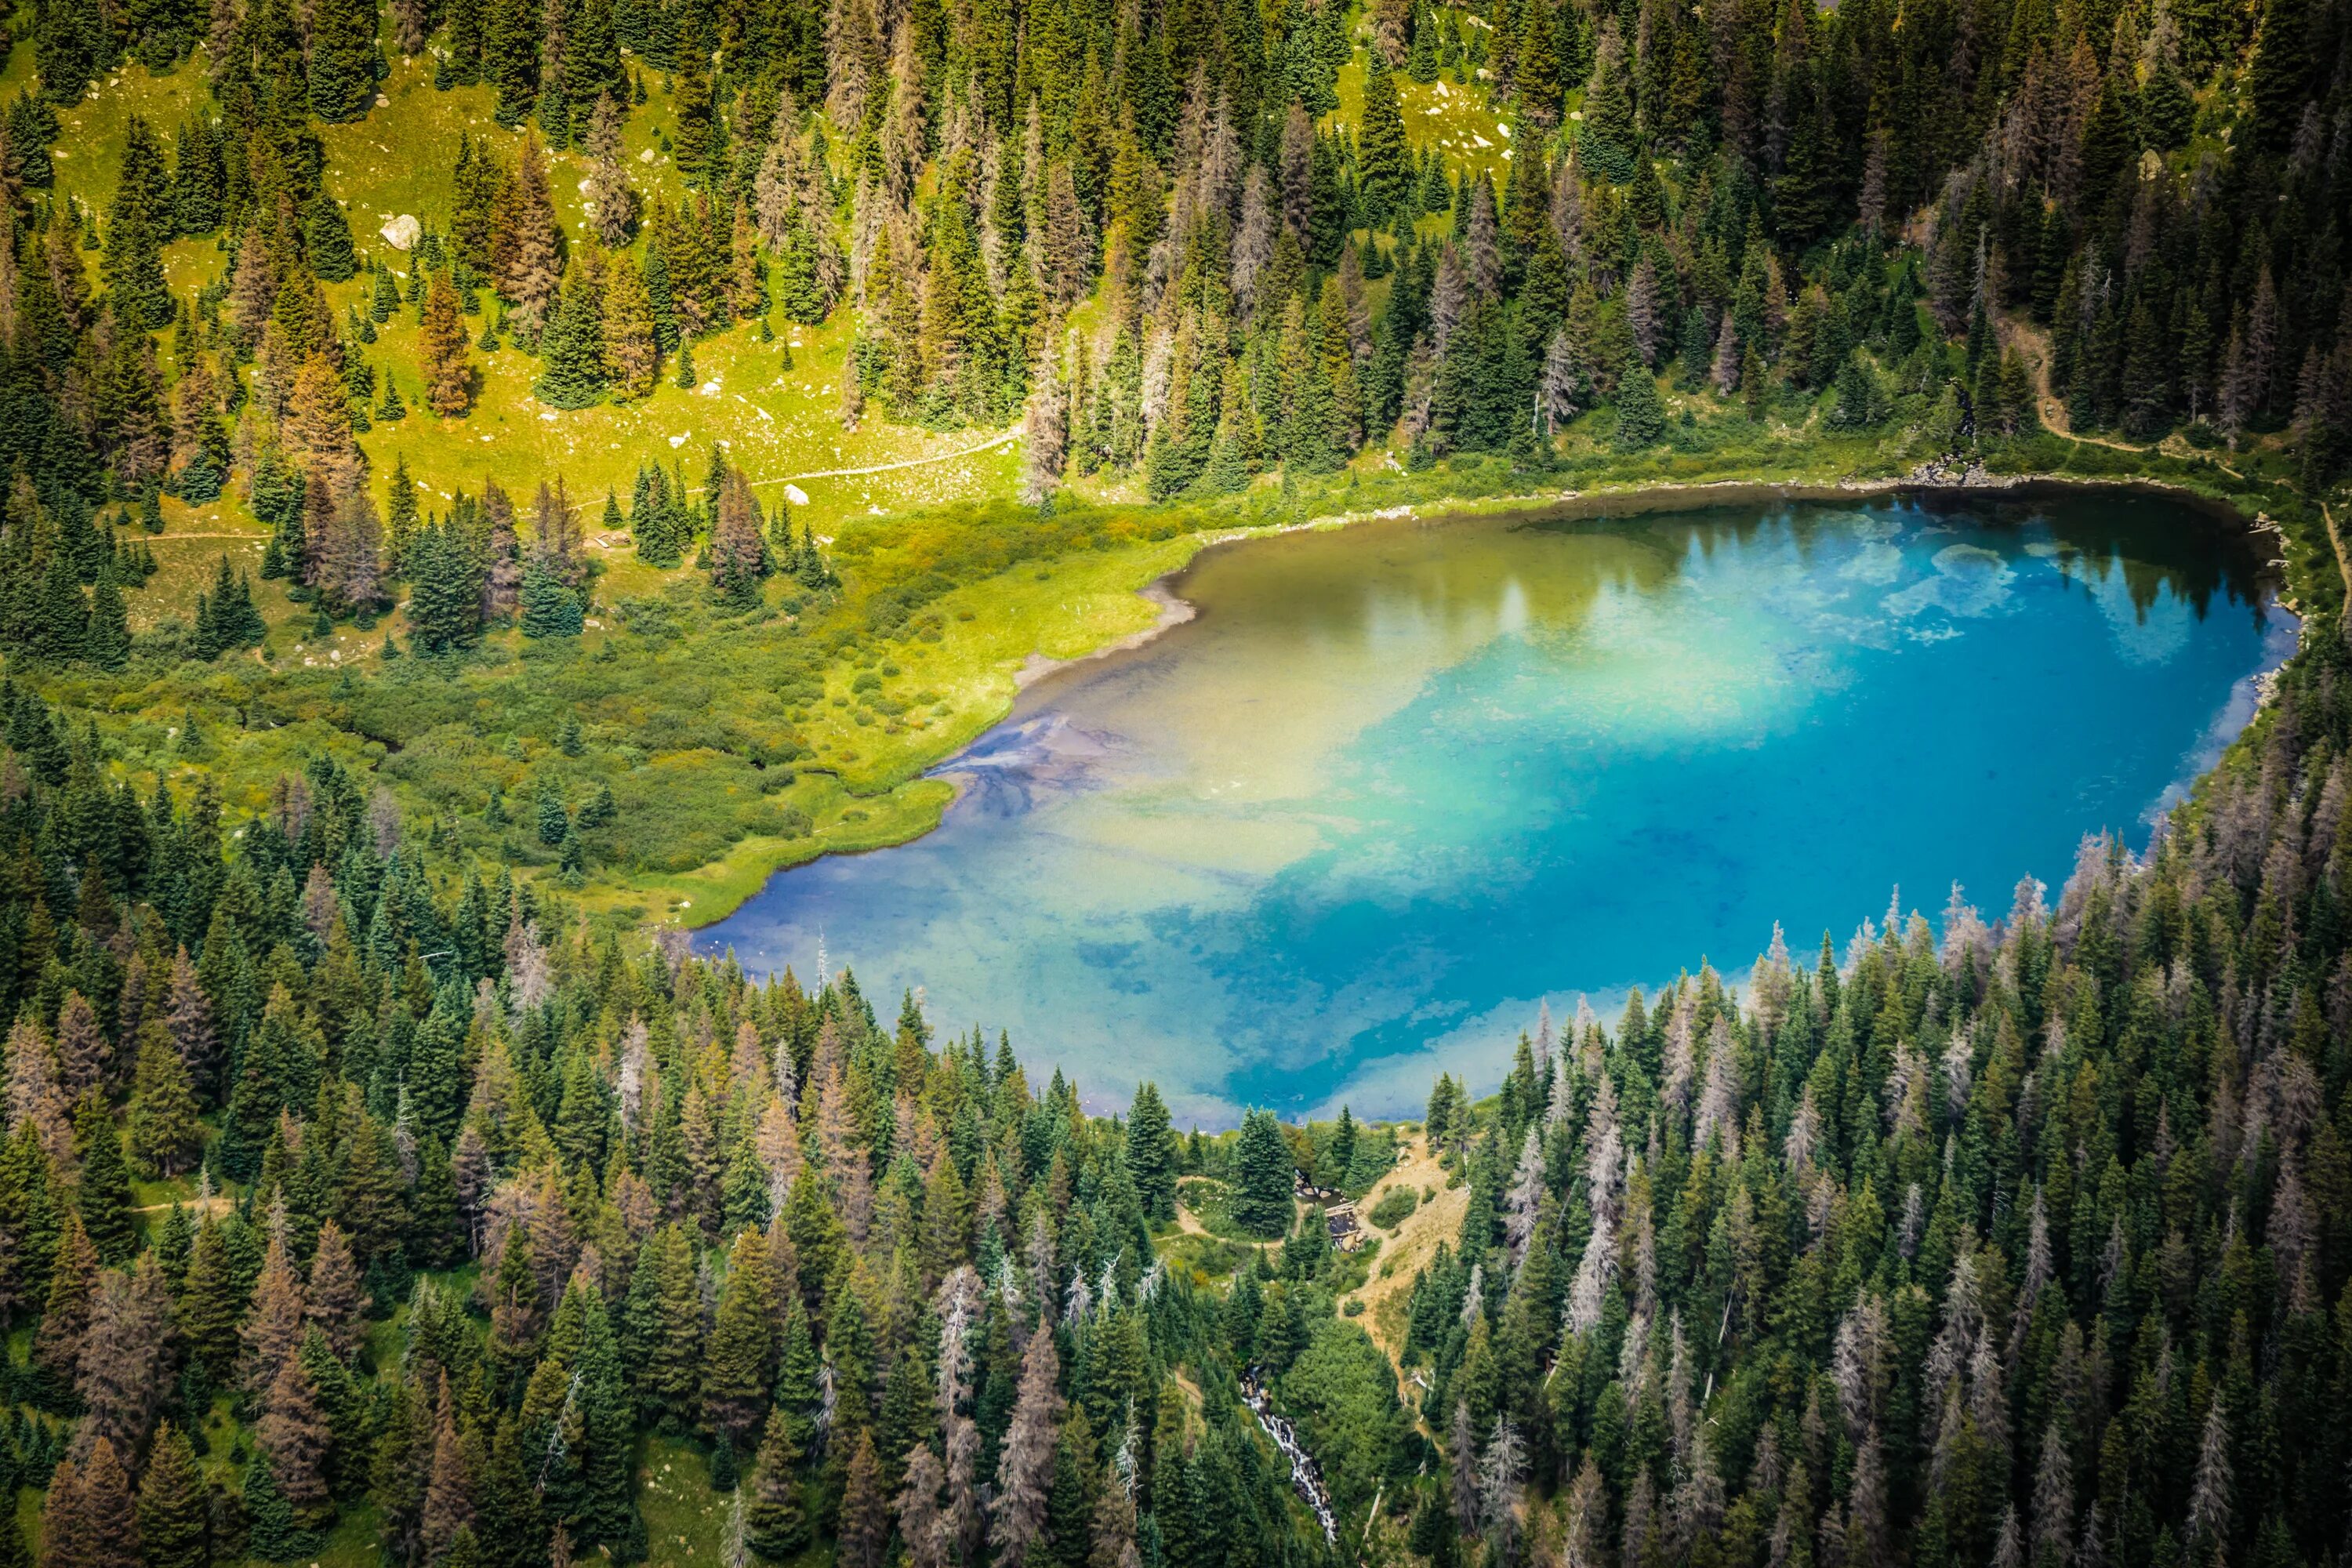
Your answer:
[379,214,421,250]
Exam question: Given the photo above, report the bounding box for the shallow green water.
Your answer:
[702,493,2286,1123]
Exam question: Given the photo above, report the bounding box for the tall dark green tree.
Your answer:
[1232,1109,1294,1237]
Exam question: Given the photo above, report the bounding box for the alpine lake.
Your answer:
[699,490,2291,1125]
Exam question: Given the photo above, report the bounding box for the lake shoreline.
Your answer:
[1019,466,2293,700]
[684,466,2288,931]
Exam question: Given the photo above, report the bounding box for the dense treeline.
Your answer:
[1399,615,2352,1568]
[9,0,2352,663]
[0,677,1422,1567]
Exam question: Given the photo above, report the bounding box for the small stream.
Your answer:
[1242,1370,1338,1544]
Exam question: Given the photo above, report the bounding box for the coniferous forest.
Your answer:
[2,0,2352,1561]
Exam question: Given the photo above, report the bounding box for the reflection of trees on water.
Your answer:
[1920,493,2274,622]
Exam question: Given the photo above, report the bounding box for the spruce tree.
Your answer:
[535,264,610,408]
[305,189,358,282]
[103,117,174,330]
[307,0,379,123]
[419,271,477,416]
[1612,350,1667,448]
[701,1229,777,1445]
[74,1091,139,1263]
[745,1410,808,1559]
[244,1455,311,1562]
[1124,1083,1178,1221]
[1358,53,1411,223]
[82,564,130,671]
[127,1026,203,1177]
[1232,1109,1295,1237]
[518,562,584,637]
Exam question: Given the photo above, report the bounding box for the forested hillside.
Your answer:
[2,0,2352,918]
[2,0,2352,1565]
[0,678,1420,1568]
[1397,613,2352,1568]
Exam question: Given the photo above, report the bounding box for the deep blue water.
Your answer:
[699,495,2288,1124]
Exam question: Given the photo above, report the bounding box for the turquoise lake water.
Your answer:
[699,494,2288,1124]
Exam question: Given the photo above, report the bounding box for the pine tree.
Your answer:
[487,0,544,123]
[1514,1,1563,129]
[126,1026,202,1177]
[243,1454,310,1563]
[306,1219,366,1359]
[839,1432,889,1568]
[622,1224,704,1426]
[74,1091,138,1262]
[746,1410,809,1559]
[1124,1083,1178,1221]
[497,133,564,342]
[988,1329,1062,1568]
[103,117,174,331]
[702,1228,779,1444]
[1613,351,1666,448]
[419,271,476,416]
[706,467,768,606]
[305,189,358,282]
[241,1227,309,1396]
[256,1347,334,1512]
[519,562,584,637]
[136,1423,209,1568]
[82,564,130,671]
[1232,1109,1294,1236]
[1359,53,1411,223]
[601,253,659,398]
[307,0,379,120]
[177,1217,245,1381]
[536,256,610,409]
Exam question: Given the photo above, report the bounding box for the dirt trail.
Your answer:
[752,428,1021,487]
[1345,1136,1467,1372]
[2325,501,2352,618]
[2003,318,2133,449]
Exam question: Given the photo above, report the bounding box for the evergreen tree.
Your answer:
[518,562,584,637]
[82,565,130,671]
[1359,54,1411,223]
[136,1424,209,1568]
[746,1410,808,1560]
[1232,1109,1294,1237]
[1612,352,1666,448]
[74,1091,138,1263]
[126,1027,202,1177]
[307,0,378,123]
[103,117,174,331]
[419,271,476,416]
[535,261,610,408]
[1124,1083,1178,1221]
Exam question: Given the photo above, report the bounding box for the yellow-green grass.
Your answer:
[638,1436,744,1568]
[591,771,956,928]
[0,45,210,212]
[794,529,1206,789]
[1330,38,1515,187]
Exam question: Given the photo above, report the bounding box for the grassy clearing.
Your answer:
[1331,39,1511,188]
[1343,1134,1465,1374]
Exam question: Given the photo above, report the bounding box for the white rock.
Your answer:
[638,147,657,163]
[375,93,390,107]
[669,434,688,448]
[783,484,810,506]
[379,214,422,250]
[699,379,720,395]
